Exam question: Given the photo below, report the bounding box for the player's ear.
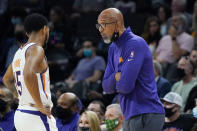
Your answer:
[42,26,48,34]
[26,32,29,38]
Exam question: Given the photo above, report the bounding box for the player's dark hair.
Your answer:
[24,13,48,34]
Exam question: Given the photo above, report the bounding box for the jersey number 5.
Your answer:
[14,71,22,96]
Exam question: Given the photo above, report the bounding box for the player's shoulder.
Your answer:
[25,43,44,57]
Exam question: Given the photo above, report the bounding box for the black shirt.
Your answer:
[163,114,197,131]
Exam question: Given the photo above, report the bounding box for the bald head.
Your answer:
[59,92,77,103]
[57,92,78,109]
[98,8,124,26]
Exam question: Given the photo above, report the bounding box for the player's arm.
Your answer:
[3,64,16,93]
[102,46,116,94]
[23,45,46,109]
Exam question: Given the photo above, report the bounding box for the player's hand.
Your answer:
[34,104,51,118]
[115,72,121,82]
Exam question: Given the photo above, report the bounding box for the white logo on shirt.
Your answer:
[128,59,134,61]
[128,51,134,61]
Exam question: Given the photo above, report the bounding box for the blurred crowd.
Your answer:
[1,0,197,131]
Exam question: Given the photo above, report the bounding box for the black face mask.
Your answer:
[55,105,73,122]
[164,107,176,117]
[111,31,119,42]
[78,127,91,131]
[177,68,186,79]
[0,99,8,113]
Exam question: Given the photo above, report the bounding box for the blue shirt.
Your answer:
[56,112,80,131]
[102,27,165,120]
[73,56,106,81]
[0,110,16,131]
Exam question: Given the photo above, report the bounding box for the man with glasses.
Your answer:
[87,100,105,124]
[98,8,165,131]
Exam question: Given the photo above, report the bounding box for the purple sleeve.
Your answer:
[102,46,116,94]
[116,40,145,94]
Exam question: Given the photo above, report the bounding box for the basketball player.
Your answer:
[3,13,58,131]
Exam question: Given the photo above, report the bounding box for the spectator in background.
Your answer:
[162,92,197,131]
[155,13,194,66]
[157,4,171,36]
[87,100,105,124]
[0,7,27,43]
[153,60,171,98]
[0,0,7,15]
[114,0,136,14]
[191,0,197,46]
[4,24,27,70]
[48,6,71,51]
[73,0,114,13]
[184,85,197,113]
[78,111,101,131]
[0,23,27,79]
[55,93,80,131]
[192,98,197,118]
[191,123,197,131]
[141,16,161,54]
[65,40,106,88]
[0,87,16,131]
[105,104,123,131]
[171,0,192,31]
[0,7,27,74]
[190,47,197,67]
[164,48,197,85]
[171,57,197,111]
[8,0,45,13]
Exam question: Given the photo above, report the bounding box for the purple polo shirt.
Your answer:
[102,27,165,120]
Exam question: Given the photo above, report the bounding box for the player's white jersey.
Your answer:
[12,43,53,110]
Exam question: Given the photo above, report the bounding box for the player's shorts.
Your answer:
[14,109,58,131]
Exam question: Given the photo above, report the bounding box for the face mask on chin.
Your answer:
[103,31,119,44]
[111,31,119,42]
[78,127,91,131]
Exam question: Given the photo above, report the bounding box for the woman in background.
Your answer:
[78,111,101,131]
[141,16,161,54]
